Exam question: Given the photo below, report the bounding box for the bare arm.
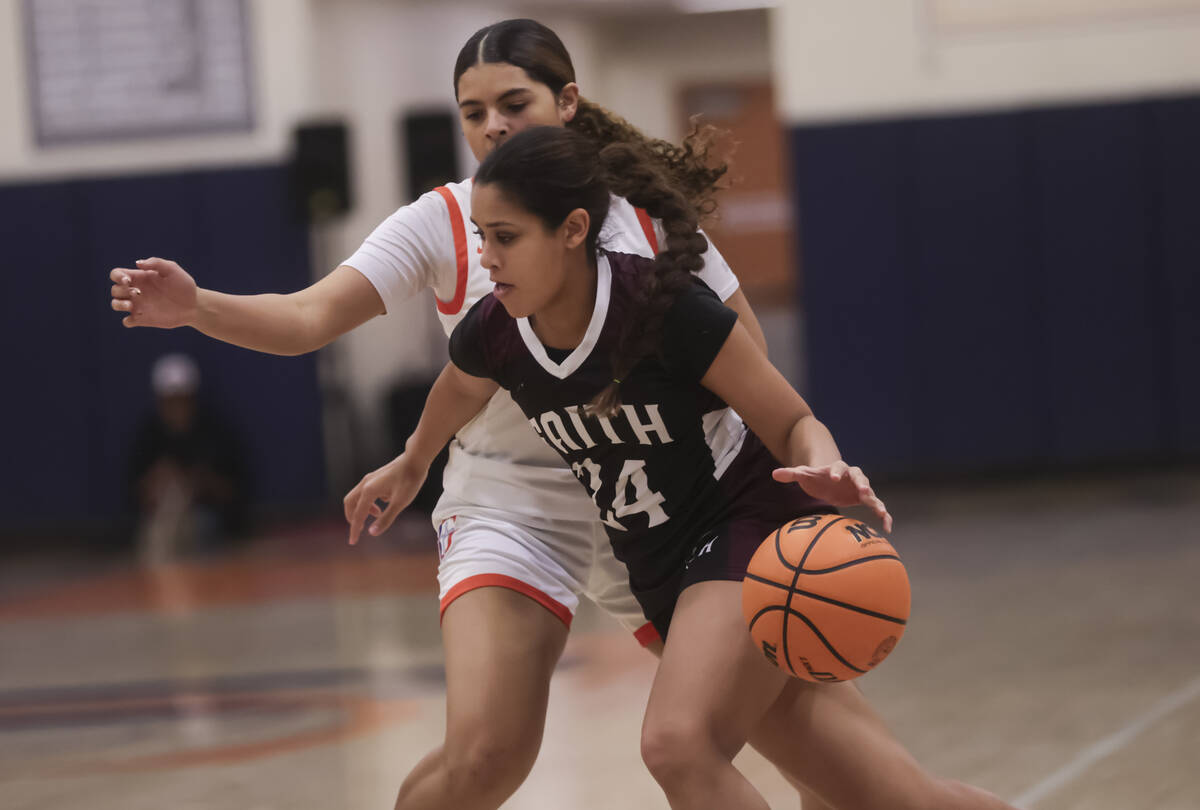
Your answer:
[343,362,499,544]
[722,288,769,357]
[401,364,499,471]
[110,258,385,356]
[701,322,892,531]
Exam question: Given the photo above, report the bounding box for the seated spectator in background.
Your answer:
[129,353,252,565]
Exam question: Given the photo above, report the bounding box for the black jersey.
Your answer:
[450,250,828,624]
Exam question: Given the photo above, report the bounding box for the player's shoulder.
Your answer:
[604,249,655,277]
[600,195,657,257]
[412,177,473,213]
[476,290,508,322]
[368,178,471,236]
[432,177,473,201]
[603,250,715,297]
[460,290,514,337]
[606,193,638,221]
[602,250,653,301]
[391,177,474,259]
[457,292,527,372]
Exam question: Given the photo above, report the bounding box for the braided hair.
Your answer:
[474,127,712,416]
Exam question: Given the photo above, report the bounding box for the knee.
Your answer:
[640,720,717,788]
[443,734,539,798]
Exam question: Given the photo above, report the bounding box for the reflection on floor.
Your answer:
[1,473,1199,809]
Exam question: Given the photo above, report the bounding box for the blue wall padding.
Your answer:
[1151,100,1200,457]
[905,113,1049,472]
[791,94,1200,476]
[792,123,918,473]
[1,184,93,516]
[0,165,325,523]
[1028,105,1163,463]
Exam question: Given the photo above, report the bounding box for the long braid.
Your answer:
[587,142,711,417]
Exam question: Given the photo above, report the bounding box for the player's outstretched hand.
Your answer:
[343,454,429,546]
[109,257,198,329]
[772,461,893,533]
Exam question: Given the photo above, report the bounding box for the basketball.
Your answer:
[742,513,910,682]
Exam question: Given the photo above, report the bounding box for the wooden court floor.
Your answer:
[1,471,1197,809]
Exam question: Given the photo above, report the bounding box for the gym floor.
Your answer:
[2,471,1198,809]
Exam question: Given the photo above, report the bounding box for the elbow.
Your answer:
[278,344,314,357]
[288,297,337,355]
[271,325,323,356]
[286,332,331,356]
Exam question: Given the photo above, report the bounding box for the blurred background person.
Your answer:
[129,353,252,566]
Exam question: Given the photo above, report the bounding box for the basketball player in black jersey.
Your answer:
[346,127,1019,810]
[448,238,846,639]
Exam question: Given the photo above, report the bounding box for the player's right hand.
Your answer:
[109,257,198,329]
[773,461,893,534]
[343,453,429,546]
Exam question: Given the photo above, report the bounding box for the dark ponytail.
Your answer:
[475,127,711,417]
[454,19,575,100]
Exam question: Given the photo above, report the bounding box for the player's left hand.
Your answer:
[343,453,429,545]
[772,461,893,533]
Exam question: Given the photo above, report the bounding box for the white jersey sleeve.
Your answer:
[601,196,740,302]
[647,219,739,302]
[341,187,461,313]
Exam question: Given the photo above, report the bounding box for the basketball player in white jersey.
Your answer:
[112,18,1010,810]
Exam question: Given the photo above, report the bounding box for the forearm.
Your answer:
[783,414,843,469]
[189,265,383,356]
[192,289,323,355]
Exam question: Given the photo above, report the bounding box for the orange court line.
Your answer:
[0,687,335,719]
[0,552,440,621]
[65,691,417,773]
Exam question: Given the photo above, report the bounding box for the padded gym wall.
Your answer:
[0,164,326,524]
[790,94,1200,476]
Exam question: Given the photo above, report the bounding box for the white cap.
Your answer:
[151,353,200,396]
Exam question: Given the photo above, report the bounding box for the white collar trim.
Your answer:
[517,253,612,380]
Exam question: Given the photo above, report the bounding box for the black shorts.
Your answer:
[638,435,837,638]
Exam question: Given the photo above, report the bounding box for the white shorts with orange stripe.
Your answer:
[433,506,658,646]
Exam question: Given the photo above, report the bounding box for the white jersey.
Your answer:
[345,177,741,521]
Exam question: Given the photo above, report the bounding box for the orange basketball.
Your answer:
[742,513,910,682]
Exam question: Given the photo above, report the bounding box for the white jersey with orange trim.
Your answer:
[345,178,741,522]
